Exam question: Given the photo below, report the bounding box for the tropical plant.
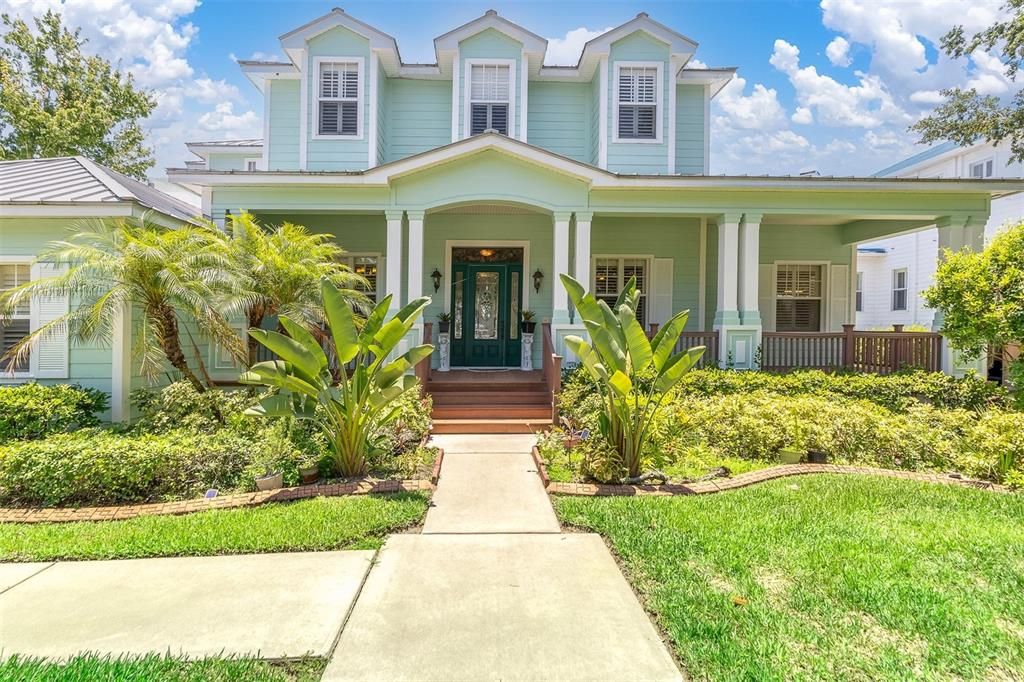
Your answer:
[0,215,243,391]
[219,213,371,365]
[560,273,704,482]
[241,279,433,477]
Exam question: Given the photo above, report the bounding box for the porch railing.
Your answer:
[646,325,719,368]
[762,324,942,374]
[542,321,562,420]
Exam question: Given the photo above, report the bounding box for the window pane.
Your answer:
[353,256,377,302]
[320,62,357,99]
[635,105,656,138]
[319,101,340,135]
[594,259,618,296]
[0,264,29,317]
[618,67,656,104]
[470,64,510,102]
[474,271,499,340]
[453,272,464,340]
[622,258,646,292]
[489,104,508,134]
[618,105,637,138]
[776,264,821,298]
[510,271,519,340]
[0,318,30,372]
[776,299,821,332]
[340,101,358,135]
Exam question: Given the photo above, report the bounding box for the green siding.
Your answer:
[675,84,705,174]
[759,225,853,265]
[607,31,671,174]
[527,81,590,163]
[305,26,371,171]
[207,153,256,171]
[704,222,718,330]
[268,79,300,170]
[385,79,452,162]
[591,216,704,330]
[376,61,388,166]
[589,75,600,165]
[458,29,523,138]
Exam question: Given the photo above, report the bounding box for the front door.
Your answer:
[451,262,522,367]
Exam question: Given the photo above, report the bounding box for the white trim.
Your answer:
[968,156,995,179]
[703,84,711,175]
[519,51,529,142]
[242,157,261,172]
[385,213,403,310]
[450,50,460,142]
[667,57,678,173]
[590,254,654,324]
[698,217,707,330]
[0,256,33,381]
[367,51,379,167]
[311,56,366,141]
[891,266,909,311]
[612,61,664,144]
[407,214,424,302]
[462,58,517,140]
[443,239,531,313]
[299,49,308,169]
[573,215,592,294]
[111,303,132,421]
[598,55,608,168]
[262,79,271,171]
[0,204,135,217]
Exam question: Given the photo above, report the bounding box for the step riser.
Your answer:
[427,384,547,393]
[432,406,553,419]
[431,392,551,405]
[431,421,552,434]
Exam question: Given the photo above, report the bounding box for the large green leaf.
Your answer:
[565,336,603,382]
[654,346,705,393]
[240,361,322,398]
[360,295,392,342]
[247,328,322,384]
[321,279,359,365]
[560,273,604,324]
[278,316,328,373]
[372,317,410,354]
[393,296,431,324]
[374,344,432,388]
[245,393,315,419]
[614,275,638,311]
[608,369,632,397]
[650,309,690,371]
[584,321,627,373]
[618,304,653,372]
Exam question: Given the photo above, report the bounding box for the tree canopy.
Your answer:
[912,0,1024,163]
[0,11,156,178]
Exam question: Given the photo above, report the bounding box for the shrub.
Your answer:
[130,381,263,434]
[0,383,108,441]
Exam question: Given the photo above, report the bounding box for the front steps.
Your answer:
[427,370,554,434]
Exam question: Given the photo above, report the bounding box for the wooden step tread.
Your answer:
[431,418,553,434]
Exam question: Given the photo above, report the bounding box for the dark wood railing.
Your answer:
[762,324,942,374]
[646,325,719,368]
[542,321,562,420]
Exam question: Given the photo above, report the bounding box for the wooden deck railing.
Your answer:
[542,321,562,420]
[646,326,719,368]
[762,324,942,374]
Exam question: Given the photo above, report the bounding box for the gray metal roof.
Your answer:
[0,157,201,222]
[185,139,263,148]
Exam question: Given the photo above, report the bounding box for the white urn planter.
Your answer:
[438,332,451,372]
[521,332,534,371]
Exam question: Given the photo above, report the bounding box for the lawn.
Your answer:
[555,475,1024,681]
[0,493,429,562]
[0,654,324,681]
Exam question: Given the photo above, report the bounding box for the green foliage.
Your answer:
[0,11,156,178]
[0,654,327,682]
[242,279,433,477]
[560,273,704,479]
[0,383,107,441]
[911,1,1024,162]
[131,381,262,434]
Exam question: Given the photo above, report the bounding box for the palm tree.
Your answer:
[0,214,243,392]
[220,213,371,366]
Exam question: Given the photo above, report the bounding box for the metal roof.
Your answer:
[185,139,263,148]
[873,141,958,178]
[0,157,201,222]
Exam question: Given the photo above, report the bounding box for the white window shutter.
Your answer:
[30,262,69,379]
[829,264,850,331]
[758,264,775,332]
[651,258,673,327]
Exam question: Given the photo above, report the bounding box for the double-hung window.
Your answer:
[0,263,31,373]
[318,60,361,137]
[616,65,659,140]
[593,256,650,327]
[340,254,380,304]
[776,264,823,332]
[855,271,863,312]
[891,268,908,311]
[469,63,510,135]
[969,159,994,178]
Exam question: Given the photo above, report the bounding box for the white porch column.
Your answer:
[552,211,572,322]
[111,302,132,422]
[713,213,742,328]
[406,210,425,303]
[384,209,404,312]
[934,214,988,376]
[573,211,593,290]
[738,213,762,325]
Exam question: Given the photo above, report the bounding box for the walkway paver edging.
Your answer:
[543,461,1010,496]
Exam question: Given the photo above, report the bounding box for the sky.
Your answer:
[4,0,1015,179]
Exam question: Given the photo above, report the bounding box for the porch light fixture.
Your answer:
[533,268,544,293]
[479,248,495,258]
[431,268,443,293]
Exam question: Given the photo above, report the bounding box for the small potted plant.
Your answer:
[255,462,283,491]
[299,456,320,485]
[438,311,452,334]
[779,419,808,464]
[521,310,536,334]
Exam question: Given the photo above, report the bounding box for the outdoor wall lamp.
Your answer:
[533,269,544,293]
[431,268,443,293]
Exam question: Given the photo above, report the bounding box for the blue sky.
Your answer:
[6,0,1013,178]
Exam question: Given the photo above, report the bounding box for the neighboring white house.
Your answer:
[858,141,1024,330]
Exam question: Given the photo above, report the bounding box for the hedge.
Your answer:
[0,383,108,441]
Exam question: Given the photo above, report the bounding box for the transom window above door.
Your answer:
[775,264,823,332]
[317,60,361,137]
[593,256,650,327]
[469,63,510,136]
[616,64,660,141]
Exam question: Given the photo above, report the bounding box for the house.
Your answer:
[859,141,1024,335]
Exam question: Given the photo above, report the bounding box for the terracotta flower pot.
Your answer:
[299,466,320,485]
[255,472,283,491]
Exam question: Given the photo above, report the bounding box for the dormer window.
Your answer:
[469,63,510,135]
[317,59,362,137]
[615,63,662,142]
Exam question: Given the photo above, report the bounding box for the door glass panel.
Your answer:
[453,272,464,339]
[474,271,499,340]
[510,271,519,340]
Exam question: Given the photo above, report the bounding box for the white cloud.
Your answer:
[544,26,612,66]
[825,36,851,67]
[792,106,814,124]
[230,50,284,63]
[197,102,259,134]
[187,78,242,104]
[714,75,787,130]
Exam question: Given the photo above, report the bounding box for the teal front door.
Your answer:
[451,262,522,367]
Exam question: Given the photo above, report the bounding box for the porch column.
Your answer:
[738,213,762,326]
[406,210,425,303]
[573,211,593,310]
[933,214,988,376]
[713,213,742,328]
[384,209,404,312]
[552,211,572,322]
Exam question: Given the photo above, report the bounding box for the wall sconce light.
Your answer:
[532,269,544,293]
[431,267,443,293]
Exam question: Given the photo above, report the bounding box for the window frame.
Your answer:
[0,257,34,380]
[612,61,664,144]
[243,157,261,172]
[968,157,994,179]
[463,58,517,140]
[312,56,365,141]
[774,262,827,333]
[591,254,653,328]
[855,271,863,312]
[891,267,908,311]
[339,252,382,303]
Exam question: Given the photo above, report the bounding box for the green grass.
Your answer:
[555,475,1024,681]
[0,654,325,681]
[0,493,429,562]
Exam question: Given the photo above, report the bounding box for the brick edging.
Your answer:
[545,463,1010,497]
[431,448,445,485]
[0,478,435,525]
[530,445,551,488]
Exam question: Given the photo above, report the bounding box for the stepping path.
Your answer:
[323,434,682,681]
